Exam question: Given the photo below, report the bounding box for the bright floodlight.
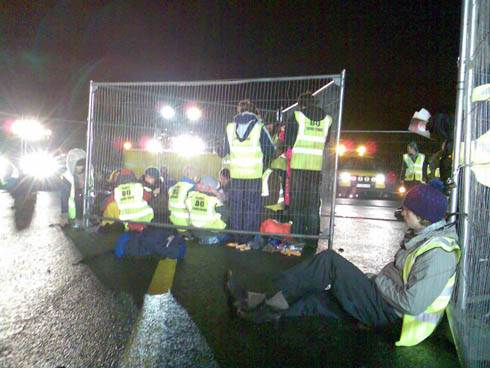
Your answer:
[160,105,175,120]
[186,106,202,121]
[375,174,385,184]
[357,145,367,156]
[339,172,351,183]
[11,119,49,141]
[145,139,163,153]
[20,152,59,179]
[337,144,346,156]
[123,141,133,150]
[172,135,205,156]
[399,186,406,194]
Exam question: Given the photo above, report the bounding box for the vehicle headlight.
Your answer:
[339,172,351,183]
[375,174,385,184]
[172,135,205,156]
[20,152,60,179]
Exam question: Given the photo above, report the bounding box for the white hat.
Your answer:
[412,108,431,122]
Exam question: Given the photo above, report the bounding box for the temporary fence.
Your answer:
[84,73,345,246]
[447,0,490,367]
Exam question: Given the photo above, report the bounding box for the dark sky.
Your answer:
[0,0,461,130]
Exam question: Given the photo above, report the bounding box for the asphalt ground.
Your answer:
[0,192,460,367]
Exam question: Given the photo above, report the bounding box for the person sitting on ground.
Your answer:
[225,183,460,347]
[168,165,200,232]
[105,169,154,232]
[140,167,169,223]
[60,148,89,228]
[187,175,230,245]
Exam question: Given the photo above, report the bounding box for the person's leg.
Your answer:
[283,291,352,320]
[290,170,306,237]
[277,249,399,327]
[305,171,321,244]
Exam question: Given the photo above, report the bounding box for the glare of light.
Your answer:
[123,141,133,150]
[399,186,406,194]
[172,135,205,156]
[145,139,163,153]
[339,172,351,183]
[186,106,202,121]
[375,174,385,184]
[337,144,346,156]
[356,145,367,156]
[160,105,175,120]
[10,119,49,141]
[20,152,59,179]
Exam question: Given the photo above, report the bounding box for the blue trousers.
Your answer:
[230,178,262,243]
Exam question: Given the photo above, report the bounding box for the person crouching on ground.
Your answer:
[140,167,168,223]
[186,175,230,245]
[168,165,200,234]
[225,182,460,347]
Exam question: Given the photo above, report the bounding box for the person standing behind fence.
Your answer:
[218,99,275,245]
[401,141,428,191]
[284,92,332,247]
[168,165,200,232]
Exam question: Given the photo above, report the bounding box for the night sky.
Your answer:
[0,0,461,131]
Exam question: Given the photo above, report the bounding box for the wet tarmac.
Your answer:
[0,192,460,367]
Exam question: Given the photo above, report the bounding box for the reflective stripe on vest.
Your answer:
[186,192,226,230]
[61,171,77,220]
[226,122,263,179]
[290,111,332,171]
[114,182,154,223]
[396,237,461,347]
[168,182,194,226]
[222,154,231,169]
[270,153,287,171]
[403,153,425,181]
[262,168,285,211]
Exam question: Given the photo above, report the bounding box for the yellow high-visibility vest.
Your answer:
[290,111,332,171]
[262,168,285,211]
[186,191,226,230]
[403,153,425,181]
[226,122,263,179]
[396,237,460,347]
[168,181,194,228]
[114,182,154,225]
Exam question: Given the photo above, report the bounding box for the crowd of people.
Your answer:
[52,93,461,347]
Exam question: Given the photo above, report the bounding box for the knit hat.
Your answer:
[144,167,160,179]
[200,175,219,189]
[403,183,447,223]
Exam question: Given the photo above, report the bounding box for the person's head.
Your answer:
[297,91,317,110]
[144,167,160,186]
[108,169,121,187]
[200,175,219,190]
[116,169,137,186]
[237,99,258,115]
[407,141,418,155]
[75,158,85,174]
[183,165,200,183]
[402,184,448,230]
[218,168,230,187]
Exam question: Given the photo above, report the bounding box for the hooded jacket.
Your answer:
[375,220,459,316]
[60,149,86,216]
[218,111,276,163]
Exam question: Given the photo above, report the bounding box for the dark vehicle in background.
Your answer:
[336,154,398,199]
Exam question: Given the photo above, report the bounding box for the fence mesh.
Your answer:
[85,74,344,244]
[448,0,490,367]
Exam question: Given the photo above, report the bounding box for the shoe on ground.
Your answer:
[223,270,248,314]
[237,302,283,324]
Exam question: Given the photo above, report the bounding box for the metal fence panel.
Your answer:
[84,74,345,246]
[448,0,490,367]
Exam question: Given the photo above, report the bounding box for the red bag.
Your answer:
[260,219,292,240]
